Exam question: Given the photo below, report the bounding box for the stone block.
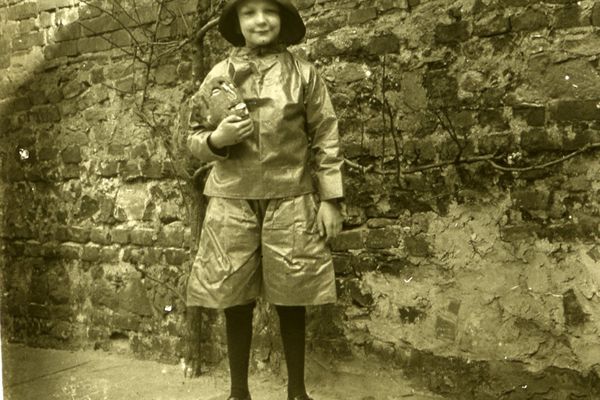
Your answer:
[513,105,545,126]
[68,226,90,243]
[435,315,457,341]
[141,160,164,179]
[12,31,45,51]
[54,24,82,42]
[366,33,400,55]
[97,161,119,177]
[512,189,550,210]
[80,14,121,36]
[156,224,185,248]
[593,3,600,26]
[111,228,130,244]
[44,41,78,59]
[59,243,81,259]
[478,108,509,131]
[521,128,561,152]
[365,227,400,249]
[18,18,38,34]
[30,105,61,123]
[77,36,111,54]
[100,246,120,262]
[38,0,74,11]
[154,64,178,85]
[7,3,39,21]
[435,21,470,44]
[330,229,365,251]
[554,5,585,29]
[109,29,133,48]
[165,248,188,265]
[130,228,156,246]
[474,14,510,37]
[404,236,430,257]
[81,245,101,261]
[90,227,111,244]
[511,10,549,32]
[550,100,600,122]
[348,8,377,25]
[61,146,82,164]
[39,12,54,28]
[563,289,587,327]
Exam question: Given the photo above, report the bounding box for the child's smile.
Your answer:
[236,0,281,48]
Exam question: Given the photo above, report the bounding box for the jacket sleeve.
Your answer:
[187,65,229,162]
[305,64,344,201]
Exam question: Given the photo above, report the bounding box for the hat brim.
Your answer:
[218,0,306,47]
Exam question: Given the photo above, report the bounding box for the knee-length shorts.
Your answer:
[186,193,337,308]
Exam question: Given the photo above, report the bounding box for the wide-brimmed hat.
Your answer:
[218,0,306,47]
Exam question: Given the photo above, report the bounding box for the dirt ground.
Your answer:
[1,343,447,400]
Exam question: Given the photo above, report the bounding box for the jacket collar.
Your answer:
[231,43,288,59]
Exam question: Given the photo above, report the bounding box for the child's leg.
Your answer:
[225,302,256,399]
[276,305,307,400]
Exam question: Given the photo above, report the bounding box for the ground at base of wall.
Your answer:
[1,343,445,400]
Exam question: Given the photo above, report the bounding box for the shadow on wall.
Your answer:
[0,0,218,363]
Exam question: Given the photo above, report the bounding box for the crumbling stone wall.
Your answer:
[2,0,600,398]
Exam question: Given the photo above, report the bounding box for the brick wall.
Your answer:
[2,0,600,397]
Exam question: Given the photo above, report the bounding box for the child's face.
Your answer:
[236,0,281,48]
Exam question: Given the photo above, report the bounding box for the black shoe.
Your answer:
[289,395,313,400]
[228,396,251,400]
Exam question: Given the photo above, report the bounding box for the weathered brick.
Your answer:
[435,315,457,341]
[404,236,430,257]
[366,33,400,55]
[59,243,81,259]
[108,29,133,48]
[348,7,377,25]
[7,3,38,21]
[61,164,81,179]
[479,108,509,131]
[97,161,119,177]
[61,146,82,164]
[513,105,545,126]
[28,105,60,123]
[474,14,510,37]
[100,246,120,262]
[12,31,45,51]
[156,224,185,248]
[18,18,38,34]
[554,5,585,29]
[54,24,82,42]
[79,14,121,35]
[44,40,78,59]
[77,36,111,54]
[90,227,111,245]
[365,228,400,249]
[141,160,163,179]
[511,10,549,32]
[68,226,90,243]
[130,228,156,246]
[593,3,600,26]
[165,248,188,265]
[550,100,600,121]
[521,128,561,152]
[62,80,87,99]
[512,189,551,210]
[111,228,130,244]
[38,0,74,11]
[435,21,470,44]
[39,12,54,28]
[330,229,365,251]
[82,244,101,261]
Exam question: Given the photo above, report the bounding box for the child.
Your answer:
[186,0,344,399]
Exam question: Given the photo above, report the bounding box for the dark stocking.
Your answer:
[224,302,256,399]
[276,305,307,400]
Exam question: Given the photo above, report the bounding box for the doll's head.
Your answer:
[218,0,306,47]
[194,76,249,129]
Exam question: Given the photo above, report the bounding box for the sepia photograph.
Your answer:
[1,0,600,399]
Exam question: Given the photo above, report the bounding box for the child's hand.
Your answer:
[316,200,343,241]
[209,115,254,149]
